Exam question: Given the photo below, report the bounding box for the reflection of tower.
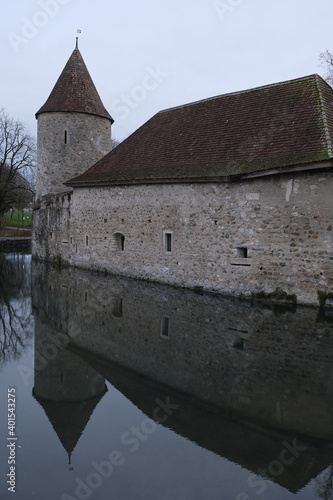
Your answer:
[32,325,107,469]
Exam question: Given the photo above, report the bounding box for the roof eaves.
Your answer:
[64,160,333,189]
[315,74,333,159]
[35,108,114,123]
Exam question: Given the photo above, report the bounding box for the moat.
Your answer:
[0,253,333,500]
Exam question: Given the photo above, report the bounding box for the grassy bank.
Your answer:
[2,212,32,228]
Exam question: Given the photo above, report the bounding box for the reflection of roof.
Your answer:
[67,74,333,188]
[36,46,113,122]
[70,344,333,494]
[33,389,107,458]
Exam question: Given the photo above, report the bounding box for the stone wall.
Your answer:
[32,169,333,305]
[36,112,111,200]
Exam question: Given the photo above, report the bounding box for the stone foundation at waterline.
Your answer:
[32,169,333,306]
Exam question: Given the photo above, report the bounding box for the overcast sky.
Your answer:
[2,0,333,141]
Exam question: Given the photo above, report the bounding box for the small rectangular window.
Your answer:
[237,247,248,258]
[161,316,171,338]
[231,246,251,266]
[64,130,68,144]
[164,231,173,253]
[86,235,89,247]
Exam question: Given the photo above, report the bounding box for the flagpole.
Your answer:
[76,29,82,49]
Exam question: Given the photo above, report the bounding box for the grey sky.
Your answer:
[2,0,333,141]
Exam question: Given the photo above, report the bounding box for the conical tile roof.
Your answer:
[36,44,113,122]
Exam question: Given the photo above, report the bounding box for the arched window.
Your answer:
[113,232,125,251]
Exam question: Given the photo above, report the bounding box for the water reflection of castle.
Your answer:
[32,342,107,467]
[32,260,333,491]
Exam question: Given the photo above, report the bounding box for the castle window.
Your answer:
[163,231,173,253]
[113,232,125,251]
[237,247,248,258]
[161,316,171,338]
[111,297,123,318]
[86,235,89,247]
[64,130,68,144]
[230,246,251,266]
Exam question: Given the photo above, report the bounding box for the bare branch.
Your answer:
[0,108,36,214]
[319,50,333,86]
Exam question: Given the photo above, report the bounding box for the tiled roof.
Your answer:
[36,47,113,122]
[66,74,333,187]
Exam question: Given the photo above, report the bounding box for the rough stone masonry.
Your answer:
[33,169,333,306]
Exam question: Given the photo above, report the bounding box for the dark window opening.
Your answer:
[237,247,248,258]
[233,338,244,350]
[161,316,171,338]
[112,297,123,318]
[164,232,173,253]
[113,233,125,251]
[64,130,68,144]
[86,236,89,247]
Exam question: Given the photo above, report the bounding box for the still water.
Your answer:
[0,253,333,500]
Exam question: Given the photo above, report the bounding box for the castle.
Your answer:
[33,41,333,306]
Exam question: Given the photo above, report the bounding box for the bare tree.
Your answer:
[319,50,333,86]
[0,108,36,216]
[111,138,122,150]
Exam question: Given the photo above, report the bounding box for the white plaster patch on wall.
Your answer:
[282,179,293,202]
[293,179,300,195]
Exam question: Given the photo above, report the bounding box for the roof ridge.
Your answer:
[159,74,320,114]
[314,74,333,158]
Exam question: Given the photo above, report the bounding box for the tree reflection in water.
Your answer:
[314,466,333,500]
[0,253,33,367]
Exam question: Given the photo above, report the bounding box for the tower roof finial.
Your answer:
[76,29,82,50]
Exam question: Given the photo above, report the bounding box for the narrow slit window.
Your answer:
[64,130,68,144]
[161,316,171,338]
[112,297,123,318]
[164,231,173,253]
[86,235,89,247]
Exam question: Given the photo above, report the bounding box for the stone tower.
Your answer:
[35,39,113,201]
